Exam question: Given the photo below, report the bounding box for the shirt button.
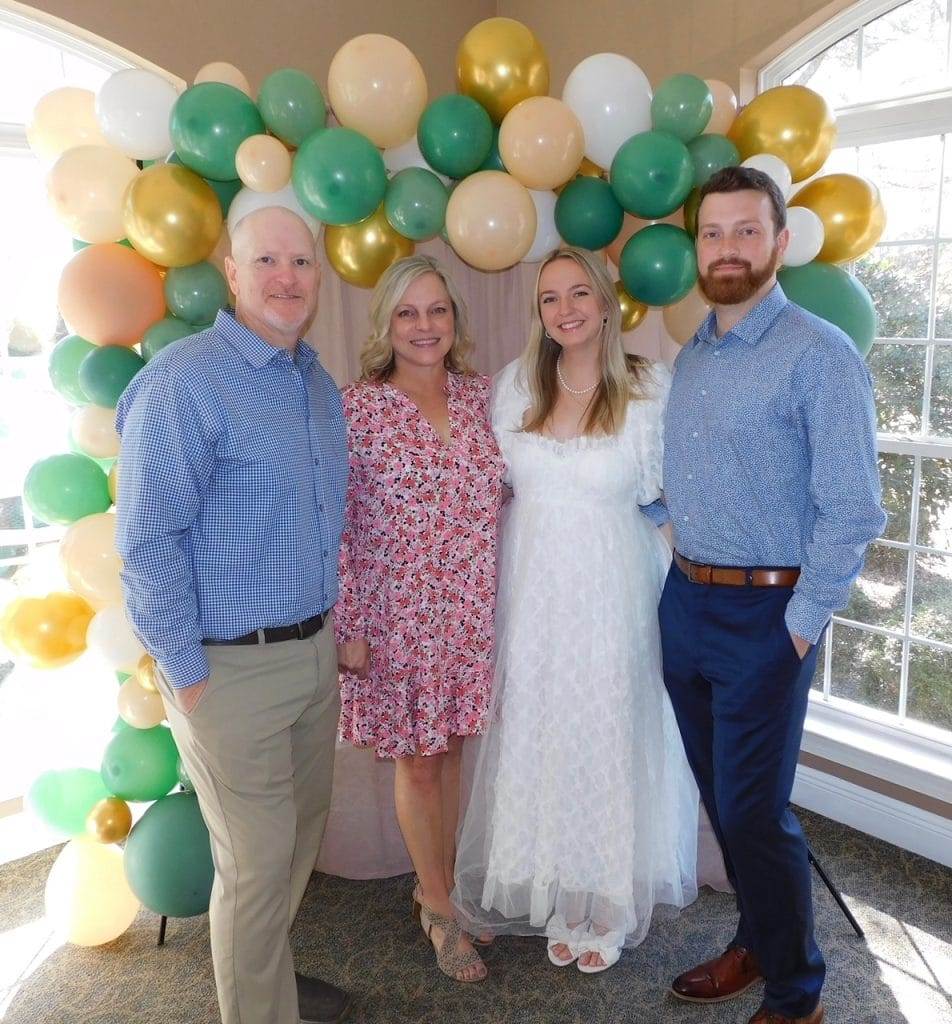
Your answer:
[322,549,328,557]
[687,473,694,480]
[682,515,690,522]
[701,389,707,396]
[318,504,324,513]
[692,431,699,438]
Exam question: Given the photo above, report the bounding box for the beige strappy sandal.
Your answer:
[411,886,487,983]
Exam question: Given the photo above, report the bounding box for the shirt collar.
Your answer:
[213,308,316,370]
[690,283,789,349]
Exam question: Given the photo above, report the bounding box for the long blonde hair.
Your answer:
[360,254,475,381]
[522,246,649,436]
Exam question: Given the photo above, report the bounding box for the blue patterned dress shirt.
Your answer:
[647,283,886,644]
[115,309,348,689]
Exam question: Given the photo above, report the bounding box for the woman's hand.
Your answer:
[337,639,370,679]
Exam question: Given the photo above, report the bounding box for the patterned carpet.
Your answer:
[1,809,951,1024]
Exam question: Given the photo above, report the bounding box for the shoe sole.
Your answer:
[669,976,763,1003]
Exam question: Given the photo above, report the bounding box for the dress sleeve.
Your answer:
[632,362,671,506]
[334,390,371,644]
[490,359,528,485]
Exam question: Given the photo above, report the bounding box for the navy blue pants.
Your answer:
[659,560,825,1017]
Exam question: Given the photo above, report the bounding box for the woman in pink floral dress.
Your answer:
[336,255,504,983]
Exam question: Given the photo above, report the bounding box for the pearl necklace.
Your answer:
[556,356,598,396]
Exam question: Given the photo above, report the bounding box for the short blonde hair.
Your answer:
[360,255,475,380]
[522,246,648,437]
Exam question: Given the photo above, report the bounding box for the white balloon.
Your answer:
[86,604,145,673]
[783,206,825,267]
[382,135,451,186]
[522,190,561,263]
[96,69,179,160]
[227,183,321,239]
[70,405,120,459]
[741,153,793,200]
[562,54,652,171]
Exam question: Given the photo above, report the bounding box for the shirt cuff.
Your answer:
[639,499,671,527]
[160,645,210,689]
[784,594,830,647]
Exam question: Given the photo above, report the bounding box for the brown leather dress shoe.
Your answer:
[670,945,763,1003]
[748,1002,824,1024]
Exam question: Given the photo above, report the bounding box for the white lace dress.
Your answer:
[452,358,700,958]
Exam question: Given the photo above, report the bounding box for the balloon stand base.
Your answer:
[157,915,168,947]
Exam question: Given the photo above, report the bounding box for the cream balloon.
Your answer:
[46,145,138,243]
[562,53,652,170]
[382,135,450,186]
[117,675,166,729]
[445,171,536,271]
[741,153,793,200]
[85,604,145,672]
[327,34,427,149]
[70,404,120,460]
[227,183,320,239]
[235,134,292,193]
[44,838,140,946]
[522,190,561,263]
[703,79,738,135]
[59,513,123,610]
[662,285,712,345]
[27,87,108,163]
[499,97,585,191]
[194,61,252,96]
[96,68,178,160]
[783,205,825,267]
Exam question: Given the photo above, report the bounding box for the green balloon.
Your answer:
[292,126,386,225]
[688,134,740,188]
[78,345,145,408]
[72,238,133,251]
[778,262,877,357]
[555,177,624,251]
[27,769,110,836]
[611,131,694,220]
[478,125,506,172]
[124,793,213,917]
[620,223,698,307]
[258,68,327,147]
[112,715,135,733]
[24,453,110,525]
[417,95,493,179]
[164,262,229,325]
[101,724,179,802]
[170,82,265,181]
[49,334,94,405]
[141,316,204,361]
[651,74,714,142]
[384,168,448,241]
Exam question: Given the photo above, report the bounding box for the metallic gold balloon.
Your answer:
[122,163,223,268]
[137,653,158,693]
[615,280,648,332]
[1,592,93,669]
[456,17,549,124]
[324,204,414,288]
[789,173,885,264]
[728,85,836,183]
[108,464,119,505]
[555,157,604,195]
[85,797,133,844]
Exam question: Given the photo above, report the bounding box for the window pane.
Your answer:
[843,541,907,630]
[935,243,952,340]
[811,630,827,692]
[911,552,952,643]
[906,643,952,733]
[930,346,952,439]
[783,31,860,109]
[941,136,952,239]
[829,623,902,714]
[879,452,913,543]
[860,0,952,103]
[857,137,941,243]
[856,245,932,339]
[919,455,952,550]
[868,342,926,434]
[822,147,859,177]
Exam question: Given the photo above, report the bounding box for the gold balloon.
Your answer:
[108,463,119,505]
[728,85,836,183]
[122,163,223,268]
[555,157,604,195]
[137,653,158,692]
[85,797,132,844]
[0,592,93,669]
[324,204,414,288]
[789,173,885,264]
[615,280,648,332]
[683,188,701,238]
[456,17,549,123]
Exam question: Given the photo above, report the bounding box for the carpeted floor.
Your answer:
[1,809,951,1024]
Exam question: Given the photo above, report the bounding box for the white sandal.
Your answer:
[545,918,587,967]
[576,926,623,974]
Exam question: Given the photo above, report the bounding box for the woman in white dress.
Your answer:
[452,246,699,973]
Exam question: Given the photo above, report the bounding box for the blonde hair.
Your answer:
[360,255,475,380]
[522,246,649,436]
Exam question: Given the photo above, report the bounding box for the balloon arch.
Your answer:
[2,16,884,946]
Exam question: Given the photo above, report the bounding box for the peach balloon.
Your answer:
[662,285,712,345]
[235,134,292,193]
[57,243,165,347]
[499,97,585,191]
[445,171,536,271]
[194,61,252,97]
[70,404,120,460]
[59,513,123,610]
[606,209,685,266]
[27,87,108,162]
[703,80,738,135]
[328,34,428,149]
[47,146,139,243]
[117,675,166,729]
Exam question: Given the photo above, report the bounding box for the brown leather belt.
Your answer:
[674,551,800,588]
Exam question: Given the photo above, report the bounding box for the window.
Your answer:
[762,0,952,754]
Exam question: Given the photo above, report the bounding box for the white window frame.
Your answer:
[761,0,952,809]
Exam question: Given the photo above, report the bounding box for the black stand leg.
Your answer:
[157,915,168,947]
[807,845,865,939]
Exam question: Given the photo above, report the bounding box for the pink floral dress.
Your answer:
[335,372,505,759]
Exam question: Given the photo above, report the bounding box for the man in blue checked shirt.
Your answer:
[116,205,351,1024]
[653,167,885,1024]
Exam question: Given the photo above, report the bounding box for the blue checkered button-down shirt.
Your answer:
[649,283,886,644]
[115,309,348,689]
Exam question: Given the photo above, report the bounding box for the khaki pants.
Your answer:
[159,617,339,1024]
